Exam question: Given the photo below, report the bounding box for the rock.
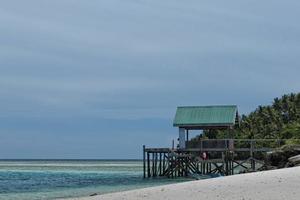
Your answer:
[90,193,98,196]
[258,165,278,171]
[264,144,300,169]
[288,155,300,165]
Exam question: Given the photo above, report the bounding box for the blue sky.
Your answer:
[0,0,300,159]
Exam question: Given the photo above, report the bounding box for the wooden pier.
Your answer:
[143,105,286,178]
[143,139,283,178]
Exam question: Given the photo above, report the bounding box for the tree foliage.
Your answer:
[191,93,300,141]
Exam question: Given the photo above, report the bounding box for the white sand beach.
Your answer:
[65,166,300,200]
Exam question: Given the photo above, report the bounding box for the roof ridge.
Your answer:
[177,105,237,108]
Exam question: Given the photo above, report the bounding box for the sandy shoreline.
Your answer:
[63,166,300,200]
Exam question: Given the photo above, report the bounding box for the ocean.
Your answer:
[0,160,191,200]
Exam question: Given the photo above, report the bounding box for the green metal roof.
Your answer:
[173,105,238,128]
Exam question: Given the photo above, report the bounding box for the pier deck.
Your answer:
[143,139,284,178]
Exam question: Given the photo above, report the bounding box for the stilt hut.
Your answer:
[143,105,279,178]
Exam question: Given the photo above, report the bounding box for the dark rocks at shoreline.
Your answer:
[287,155,300,167]
[264,144,300,169]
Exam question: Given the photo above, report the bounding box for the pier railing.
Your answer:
[186,139,291,152]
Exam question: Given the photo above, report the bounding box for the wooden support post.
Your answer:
[186,129,189,147]
[225,152,229,175]
[147,152,150,177]
[159,153,162,176]
[163,153,166,174]
[154,153,157,176]
[222,152,225,175]
[250,140,255,171]
[155,153,159,176]
[176,156,179,177]
[231,153,234,175]
[206,162,209,173]
[152,153,155,177]
[177,157,180,177]
[154,153,157,177]
[143,145,146,178]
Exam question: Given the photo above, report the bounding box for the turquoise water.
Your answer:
[0,160,191,200]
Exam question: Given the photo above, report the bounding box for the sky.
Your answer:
[0,0,300,159]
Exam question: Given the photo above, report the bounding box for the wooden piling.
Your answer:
[250,140,255,171]
[159,153,162,176]
[147,152,150,177]
[143,145,146,178]
[163,153,166,174]
[152,153,155,177]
